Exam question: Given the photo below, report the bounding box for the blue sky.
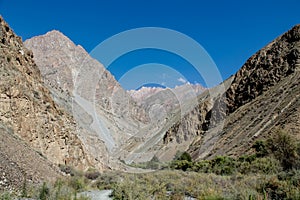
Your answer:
[1,0,299,89]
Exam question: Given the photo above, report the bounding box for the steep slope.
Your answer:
[0,123,60,191]
[0,16,107,176]
[193,24,300,158]
[164,24,300,160]
[24,31,148,156]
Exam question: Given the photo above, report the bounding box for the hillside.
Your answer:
[0,16,112,189]
[162,24,300,160]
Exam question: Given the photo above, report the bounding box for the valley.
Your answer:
[0,14,300,199]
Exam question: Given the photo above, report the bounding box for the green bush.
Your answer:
[177,152,192,162]
[252,140,269,157]
[267,131,299,170]
[170,160,193,171]
[210,156,237,175]
[69,176,86,192]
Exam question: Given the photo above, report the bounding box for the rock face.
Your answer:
[164,24,300,160]
[24,30,148,160]
[0,16,109,187]
[226,25,300,114]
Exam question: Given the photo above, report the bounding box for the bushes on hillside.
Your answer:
[267,131,300,170]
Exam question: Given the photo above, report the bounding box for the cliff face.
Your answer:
[164,25,300,160]
[0,16,108,176]
[226,25,300,114]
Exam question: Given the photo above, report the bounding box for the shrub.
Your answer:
[252,140,269,157]
[59,164,73,175]
[0,193,13,200]
[267,131,299,170]
[146,155,160,169]
[68,176,86,192]
[210,156,237,175]
[248,157,281,174]
[171,160,193,171]
[177,152,192,162]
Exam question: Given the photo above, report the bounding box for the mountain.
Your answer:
[0,124,60,190]
[24,30,149,161]
[23,18,300,165]
[0,16,112,189]
[24,30,208,163]
[3,8,300,194]
[163,24,300,160]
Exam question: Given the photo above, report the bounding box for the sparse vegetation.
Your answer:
[2,131,300,199]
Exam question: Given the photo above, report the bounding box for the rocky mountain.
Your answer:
[129,84,205,109]
[0,123,60,191]
[24,30,208,164]
[21,15,300,167]
[163,24,300,160]
[0,16,112,189]
[24,30,149,160]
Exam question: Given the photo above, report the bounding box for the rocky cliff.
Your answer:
[163,24,300,160]
[0,16,109,184]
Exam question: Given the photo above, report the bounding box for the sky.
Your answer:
[0,0,300,89]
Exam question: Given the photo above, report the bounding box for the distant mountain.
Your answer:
[128,84,205,103]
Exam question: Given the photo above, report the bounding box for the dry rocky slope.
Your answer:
[24,30,149,161]
[0,16,112,190]
[164,24,300,160]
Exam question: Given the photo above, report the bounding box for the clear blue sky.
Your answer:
[1,0,299,89]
